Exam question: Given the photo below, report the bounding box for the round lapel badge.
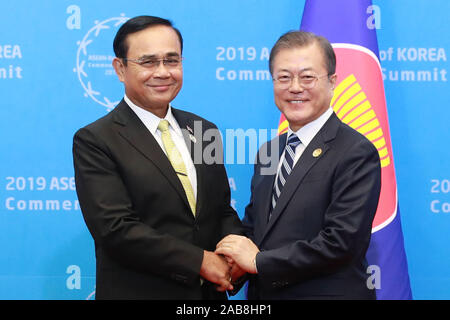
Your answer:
[312,148,322,158]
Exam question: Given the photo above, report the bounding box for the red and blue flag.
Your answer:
[277,0,412,299]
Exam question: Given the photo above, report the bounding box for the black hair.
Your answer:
[113,15,183,62]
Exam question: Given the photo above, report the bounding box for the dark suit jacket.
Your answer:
[73,100,243,299]
[243,113,381,300]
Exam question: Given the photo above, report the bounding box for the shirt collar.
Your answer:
[124,95,182,136]
[287,107,333,147]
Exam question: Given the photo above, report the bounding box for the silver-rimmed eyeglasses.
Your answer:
[123,56,183,69]
[273,73,332,89]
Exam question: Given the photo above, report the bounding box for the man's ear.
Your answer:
[112,57,125,83]
[329,73,337,90]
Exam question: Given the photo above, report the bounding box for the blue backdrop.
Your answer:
[0,0,448,299]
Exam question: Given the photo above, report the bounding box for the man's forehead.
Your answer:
[126,26,181,55]
[273,45,325,71]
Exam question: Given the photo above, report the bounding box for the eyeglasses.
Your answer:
[123,56,183,69]
[272,73,331,89]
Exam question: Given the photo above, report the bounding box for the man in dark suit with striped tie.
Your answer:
[216,31,381,299]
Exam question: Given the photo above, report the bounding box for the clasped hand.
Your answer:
[216,234,259,275]
[200,235,259,292]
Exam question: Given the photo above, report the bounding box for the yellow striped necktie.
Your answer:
[157,120,196,216]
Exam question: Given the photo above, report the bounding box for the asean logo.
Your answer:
[331,43,397,233]
[74,15,129,111]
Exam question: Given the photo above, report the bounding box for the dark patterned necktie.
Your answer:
[270,134,301,219]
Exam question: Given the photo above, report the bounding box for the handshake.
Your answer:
[199,234,259,292]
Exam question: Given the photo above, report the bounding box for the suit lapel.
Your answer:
[252,134,286,245]
[259,113,341,244]
[260,133,287,229]
[111,101,193,216]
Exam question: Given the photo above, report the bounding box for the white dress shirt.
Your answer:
[274,107,334,185]
[125,95,197,200]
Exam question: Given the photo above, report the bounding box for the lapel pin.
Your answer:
[189,133,197,143]
[186,125,193,134]
[312,148,322,158]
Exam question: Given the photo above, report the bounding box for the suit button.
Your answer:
[194,224,200,231]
